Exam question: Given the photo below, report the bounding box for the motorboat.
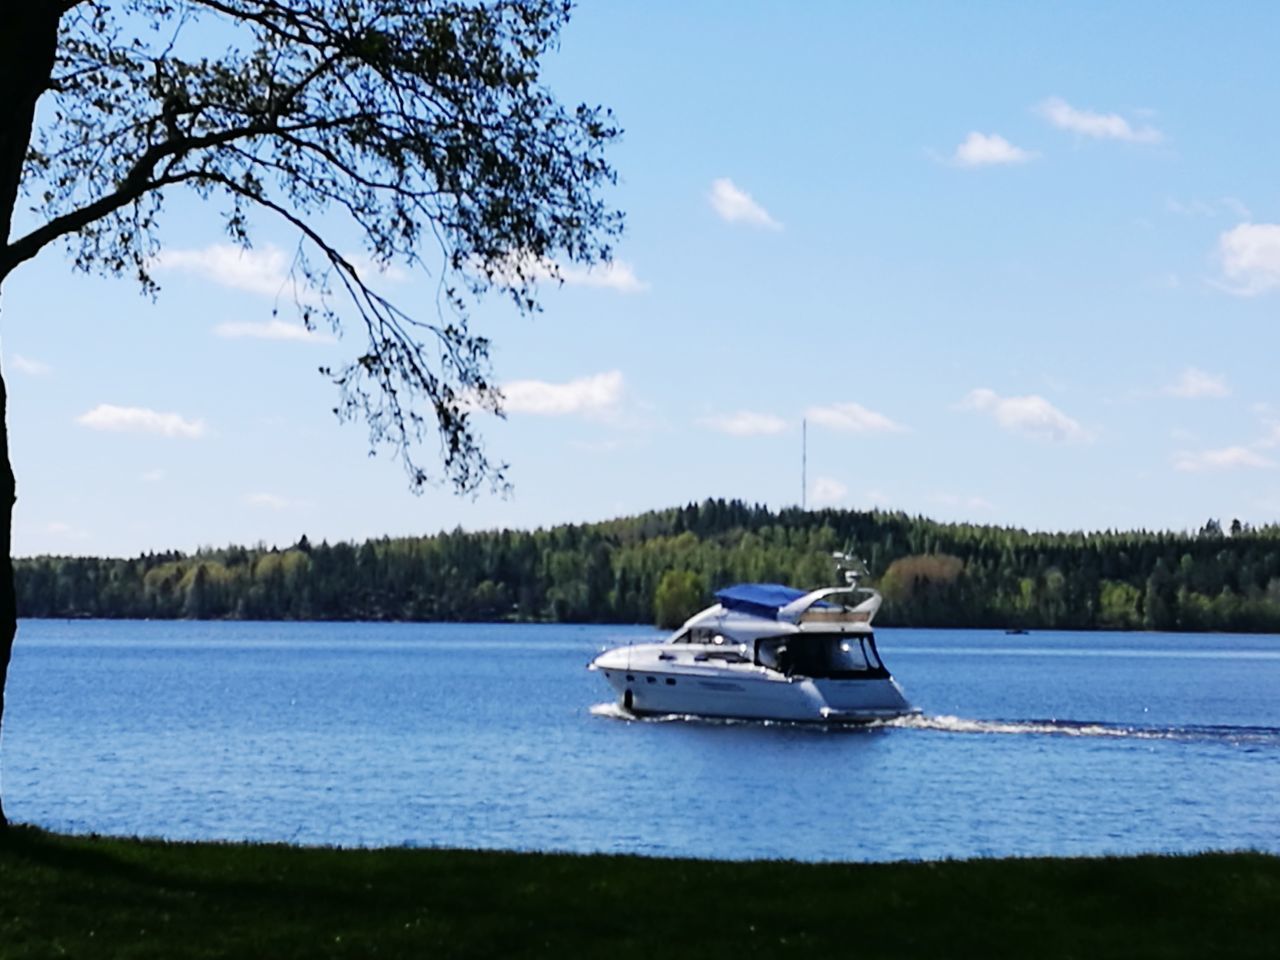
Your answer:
[589,564,916,723]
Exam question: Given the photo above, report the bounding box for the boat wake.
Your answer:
[877,714,1280,744]
[590,703,1280,745]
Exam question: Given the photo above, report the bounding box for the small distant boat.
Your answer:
[589,561,916,723]
[1005,628,1030,636]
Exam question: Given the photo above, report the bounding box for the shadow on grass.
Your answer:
[2,825,1279,959]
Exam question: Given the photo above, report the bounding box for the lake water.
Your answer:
[3,620,1278,862]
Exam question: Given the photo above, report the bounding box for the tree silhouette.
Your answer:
[0,0,621,826]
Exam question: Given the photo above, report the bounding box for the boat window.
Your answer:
[674,628,724,644]
[756,638,785,671]
[832,638,869,672]
[862,637,885,671]
[757,633,888,679]
[694,649,747,663]
[675,628,718,644]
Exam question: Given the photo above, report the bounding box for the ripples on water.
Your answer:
[592,701,1280,745]
[4,621,1279,862]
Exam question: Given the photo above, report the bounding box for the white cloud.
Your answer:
[1174,447,1274,472]
[568,438,622,453]
[1037,97,1163,143]
[343,252,409,283]
[806,402,905,434]
[557,260,648,293]
[863,489,892,507]
[699,411,789,436]
[491,253,647,293]
[951,132,1036,167]
[1216,223,1280,296]
[931,493,995,511]
[76,404,205,439]
[244,492,293,510]
[501,370,623,416]
[1164,368,1229,399]
[157,242,413,304]
[809,476,848,507]
[214,319,335,343]
[140,468,167,483]
[154,243,297,298]
[962,388,1090,443]
[709,178,781,229]
[46,521,89,541]
[1166,196,1251,219]
[11,354,51,376]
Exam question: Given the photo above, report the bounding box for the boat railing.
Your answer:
[797,607,874,624]
[778,585,882,625]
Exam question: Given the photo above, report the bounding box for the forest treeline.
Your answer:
[14,501,1280,632]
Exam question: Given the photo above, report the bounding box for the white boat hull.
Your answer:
[590,645,914,723]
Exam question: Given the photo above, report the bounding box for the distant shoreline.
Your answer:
[15,500,1280,633]
[14,614,1280,637]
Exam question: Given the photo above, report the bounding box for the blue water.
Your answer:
[3,620,1278,862]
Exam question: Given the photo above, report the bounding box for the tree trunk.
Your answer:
[0,2,64,829]
[0,365,15,828]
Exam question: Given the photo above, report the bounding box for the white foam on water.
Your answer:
[590,702,1280,744]
[877,714,1144,738]
[588,702,789,727]
[588,702,688,723]
[878,714,1280,744]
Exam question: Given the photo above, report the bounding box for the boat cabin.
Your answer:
[665,582,891,680]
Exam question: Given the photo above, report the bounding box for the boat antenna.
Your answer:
[801,418,807,510]
[831,551,865,587]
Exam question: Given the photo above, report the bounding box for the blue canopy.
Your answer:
[715,583,814,620]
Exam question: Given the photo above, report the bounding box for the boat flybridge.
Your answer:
[590,561,916,723]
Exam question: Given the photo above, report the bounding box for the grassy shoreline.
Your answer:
[2,827,1277,958]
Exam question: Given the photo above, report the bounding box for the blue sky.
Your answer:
[5,1,1280,557]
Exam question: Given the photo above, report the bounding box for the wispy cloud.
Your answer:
[76,404,205,439]
[951,132,1036,167]
[214,319,335,343]
[1174,446,1274,472]
[501,370,623,416]
[568,438,622,453]
[699,411,789,436]
[962,388,1090,443]
[244,492,294,510]
[809,476,848,507]
[931,492,995,511]
[140,468,167,483]
[864,489,892,508]
[556,260,648,293]
[46,521,89,541]
[11,354,51,376]
[491,253,647,293]
[1163,368,1229,399]
[154,243,298,298]
[1215,223,1280,296]
[709,178,781,229]
[1166,196,1251,219]
[1037,97,1163,143]
[806,402,905,434]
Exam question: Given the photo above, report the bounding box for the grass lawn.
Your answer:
[1,826,1277,958]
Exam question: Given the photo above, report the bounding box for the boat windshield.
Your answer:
[756,633,888,679]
